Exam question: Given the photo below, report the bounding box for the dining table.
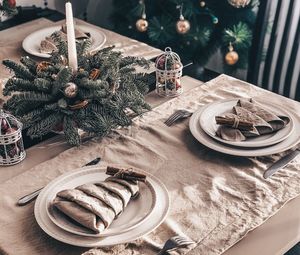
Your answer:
[1,17,300,255]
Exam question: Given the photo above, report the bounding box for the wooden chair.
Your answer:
[247,0,300,100]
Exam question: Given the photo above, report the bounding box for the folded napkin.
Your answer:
[53,176,140,233]
[216,99,290,142]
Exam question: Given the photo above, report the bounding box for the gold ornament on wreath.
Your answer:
[64,82,78,98]
[176,4,190,34]
[225,42,239,65]
[136,0,148,32]
[227,0,251,8]
[155,47,183,97]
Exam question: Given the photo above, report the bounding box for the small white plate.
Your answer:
[199,99,294,148]
[22,25,106,58]
[34,165,170,247]
[46,167,156,237]
[189,102,300,157]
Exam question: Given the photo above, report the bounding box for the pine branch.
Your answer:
[27,114,63,138]
[51,31,68,56]
[34,78,52,92]
[44,102,59,111]
[222,22,252,49]
[3,78,34,96]
[119,56,150,69]
[63,116,80,146]
[3,60,35,80]
[51,67,73,96]
[148,16,175,43]
[77,39,92,56]
[78,78,109,90]
[20,108,46,129]
[20,56,37,74]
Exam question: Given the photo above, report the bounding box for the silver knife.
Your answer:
[263,149,300,179]
[17,157,101,206]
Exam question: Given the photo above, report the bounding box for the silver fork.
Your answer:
[164,110,192,126]
[157,235,195,255]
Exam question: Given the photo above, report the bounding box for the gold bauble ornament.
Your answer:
[225,43,239,65]
[64,82,78,98]
[136,18,148,32]
[176,16,190,34]
[199,1,206,7]
[227,0,250,8]
[225,51,239,65]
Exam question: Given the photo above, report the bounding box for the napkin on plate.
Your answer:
[52,177,139,233]
[215,99,290,142]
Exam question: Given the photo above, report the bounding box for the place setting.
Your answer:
[21,11,106,59]
[34,164,170,247]
[189,97,299,158]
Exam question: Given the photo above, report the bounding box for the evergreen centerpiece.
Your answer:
[2,35,151,146]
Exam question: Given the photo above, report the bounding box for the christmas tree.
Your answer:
[2,33,151,146]
[111,0,257,72]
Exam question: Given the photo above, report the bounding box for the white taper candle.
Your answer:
[65,2,78,72]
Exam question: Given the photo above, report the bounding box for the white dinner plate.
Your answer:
[46,167,156,237]
[190,102,300,157]
[34,165,170,247]
[22,25,106,58]
[199,99,294,148]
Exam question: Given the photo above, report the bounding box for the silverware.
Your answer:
[164,110,192,126]
[157,235,195,255]
[17,157,101,206]
[263,149,300,179]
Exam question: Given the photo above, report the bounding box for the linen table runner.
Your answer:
[0,75,300,255]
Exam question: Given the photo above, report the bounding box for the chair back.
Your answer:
[248,0,300,100]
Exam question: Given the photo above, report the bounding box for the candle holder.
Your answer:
[155,47,183,97]
[0,110,26,166]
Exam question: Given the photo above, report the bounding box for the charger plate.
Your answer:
[199,99,294,148]
[190,101,300,157]
[22,25,106,58]
[34,165,169,247]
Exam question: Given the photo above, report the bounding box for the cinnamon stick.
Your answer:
[215,116,254,130]
[106,166,147,182]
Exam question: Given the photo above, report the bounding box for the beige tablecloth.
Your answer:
[0,75,300,255]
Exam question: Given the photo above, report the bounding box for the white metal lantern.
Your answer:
[155,47,183,97]
[0,109,26,166]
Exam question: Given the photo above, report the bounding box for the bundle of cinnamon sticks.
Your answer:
[215,116,254,130]
[106,166,147,182]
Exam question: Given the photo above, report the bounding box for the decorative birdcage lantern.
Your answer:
[0,109,26,166]
[155,47,183,97]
